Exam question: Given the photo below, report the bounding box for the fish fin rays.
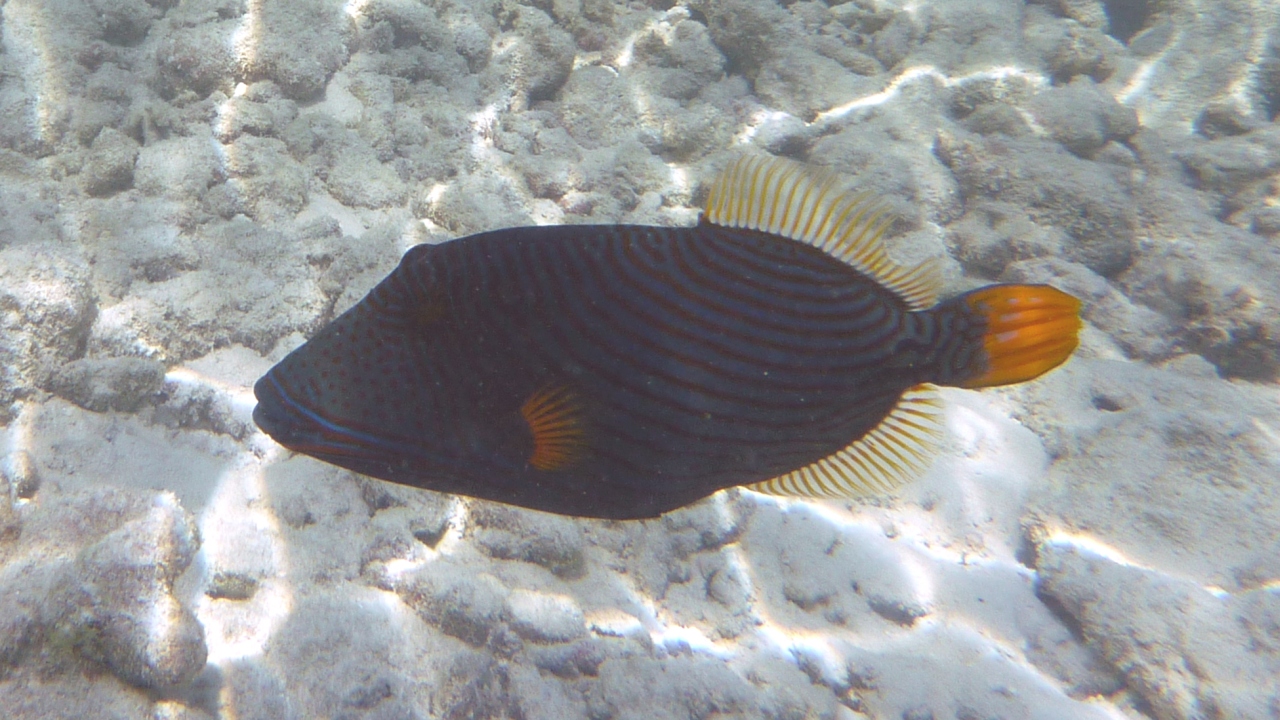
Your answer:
[704,155,943,311]
[958,284,1082,388]
[521,384,588,472]
[743,384,945,500]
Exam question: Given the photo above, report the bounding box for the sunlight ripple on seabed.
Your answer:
[1,0,67,149]
[576,492,959,685]
[815,65,1049,123]
[586,556,736,661]
[1115,28,1182,121]
[160,368,295,667]
[2,403,36,507]
[612,6,692,71]
[731,64,1049,148]
[230,0,263,81]
[372,497,469,587]
[1040,530,1236,598]
[192,447,295,666]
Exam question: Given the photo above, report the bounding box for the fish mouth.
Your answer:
[252,372,481,483]
[252,372,395,463]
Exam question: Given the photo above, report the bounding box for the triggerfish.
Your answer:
[253,155,1080,519]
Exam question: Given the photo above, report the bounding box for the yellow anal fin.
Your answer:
[744,384,944,500]
[521,385,587,471]
[703,155,944,311]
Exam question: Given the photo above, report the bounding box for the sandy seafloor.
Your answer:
[1,0,1280,717]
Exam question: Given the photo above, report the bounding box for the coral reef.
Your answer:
[0,0,1278,716]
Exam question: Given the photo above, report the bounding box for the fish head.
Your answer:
[252,254,534,486]
[253,301,425,473]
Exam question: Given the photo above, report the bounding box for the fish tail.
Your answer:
[940,284,1082,388]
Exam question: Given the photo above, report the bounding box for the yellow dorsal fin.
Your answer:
[521,385,588,471]
[704,155,942,311]
[743,384,944,500]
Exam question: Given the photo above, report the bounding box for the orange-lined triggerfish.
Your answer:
[253,156,1081,519]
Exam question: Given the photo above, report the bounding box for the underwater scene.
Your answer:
[1,0,1278,717]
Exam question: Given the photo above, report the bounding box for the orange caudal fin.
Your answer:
[957,284,1082,388]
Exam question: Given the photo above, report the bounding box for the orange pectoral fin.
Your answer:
[960,284,1082,388]
[520,385,588,471]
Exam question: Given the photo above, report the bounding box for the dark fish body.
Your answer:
[254,156,1081,519]
[260,224,953,517]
